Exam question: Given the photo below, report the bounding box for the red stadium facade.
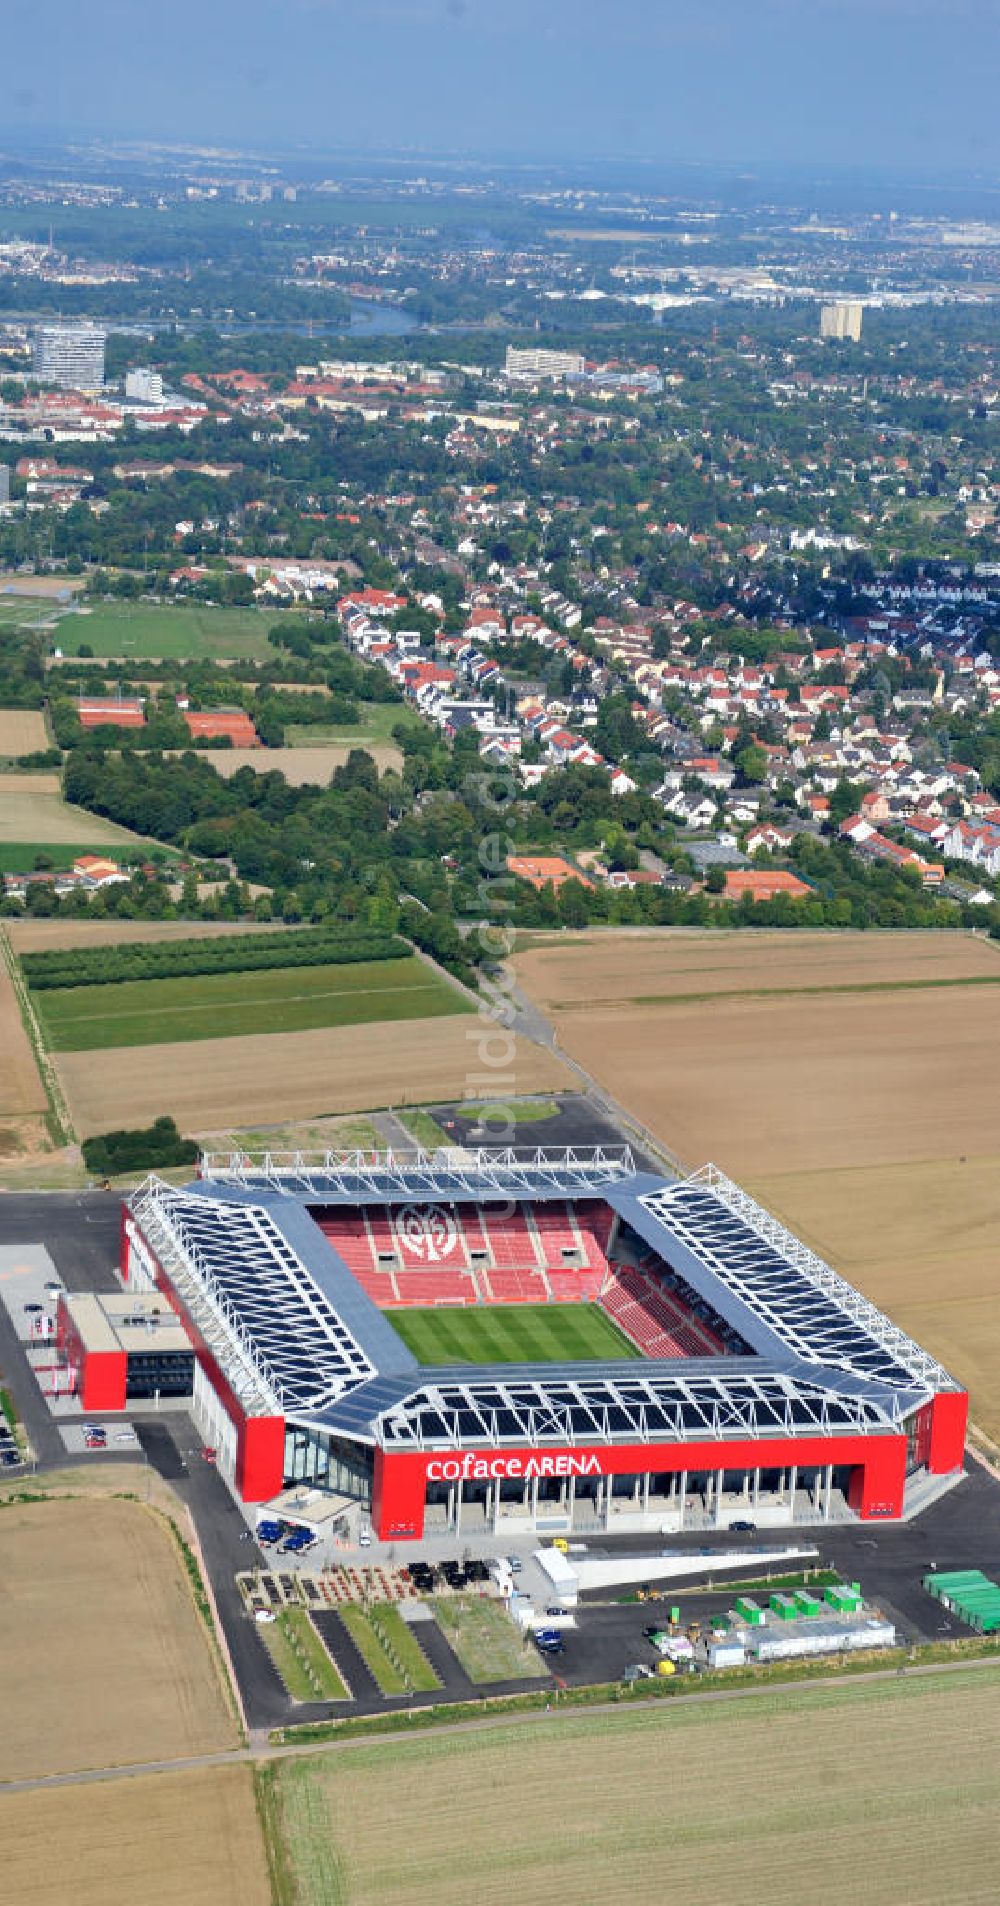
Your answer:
[123,1153,969,1543]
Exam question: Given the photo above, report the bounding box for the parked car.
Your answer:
[533,1628,564,1655]
[200,1446,217,1463]
[729,1519,756,1533]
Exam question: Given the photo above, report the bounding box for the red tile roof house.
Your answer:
[724,869,812,903]
[182,710,259,747]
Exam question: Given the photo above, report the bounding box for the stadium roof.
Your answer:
[130,1151,957,1450]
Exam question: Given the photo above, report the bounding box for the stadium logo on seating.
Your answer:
[396,1204,458,1262]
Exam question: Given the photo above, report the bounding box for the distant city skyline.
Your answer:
[3,0,998,176]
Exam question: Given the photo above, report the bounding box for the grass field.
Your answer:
[262,1668,1000,1906]
[0,841,138,872]
[512,927,1000,1442]
[0,771,157,847]
[431,1596,548,1683]
[0,1497,237,1780]
[388,1301,638,1366]
[339,1604,440,1695]
[35,954,469,1051]
[286,703,422,746]
[54,601,283,660]
[55,1019,572,1137]
[1,1768,272,1906]
[261,1608,349,1703]
[395,1107,447,1148]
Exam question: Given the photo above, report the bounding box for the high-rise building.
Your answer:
[819,302,863,343]
[0,464,10,506]
[124,368,164,404]
[505,345,586,379]
[32,322,106,391]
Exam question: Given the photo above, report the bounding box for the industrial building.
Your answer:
[56,1289,194,1411]
[120,1150,967,1542]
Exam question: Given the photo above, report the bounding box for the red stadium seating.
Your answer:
[600,1261,724,1358]
[314,1199,618,1312]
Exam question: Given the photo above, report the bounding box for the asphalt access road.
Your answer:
[0,1190,121,1293]
[135,1414,296,1734]
[429,1092,662,1174]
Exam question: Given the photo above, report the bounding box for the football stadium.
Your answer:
[115,1149,968,1542]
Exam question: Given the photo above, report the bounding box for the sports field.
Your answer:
[388,1301,638,1365]
[35,954,469,1051]
[1,1769,271,1906]
[511,928,1000,1441]
[0,1497,237,1780]
[56,1019,571,1137]
[53,601,282,660]
[261,1668,1000,1906]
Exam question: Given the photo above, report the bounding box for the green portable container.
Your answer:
[735,1596,765,1626]
[794,1590,821,1617]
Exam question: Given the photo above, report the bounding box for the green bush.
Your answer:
[81,1115,199,1178]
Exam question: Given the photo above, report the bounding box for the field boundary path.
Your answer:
[0,926,73,1144]
[501,964,686,1177]
[3,1650,1000,1800]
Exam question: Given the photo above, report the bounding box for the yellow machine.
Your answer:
[656,1658,677,1678]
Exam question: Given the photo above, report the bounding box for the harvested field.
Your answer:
[512,927,1000,1008]
[203,742,403,781]
[549,985,998,1177]
[264,1668,1000,1906]
[6,916,296,953]
[0,709,48,755]
[57,1018,571,1137]
[0,1497,237,1779]
[36,955,467,1051]
[0,1768,271,1906]
[0,938,47,1116]
[0,772,145,845]
[512,929,1000,1438]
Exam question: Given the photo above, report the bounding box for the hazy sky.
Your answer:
[4,0,998,175]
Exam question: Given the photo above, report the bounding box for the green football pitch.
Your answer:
[387,1302,640,1366]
